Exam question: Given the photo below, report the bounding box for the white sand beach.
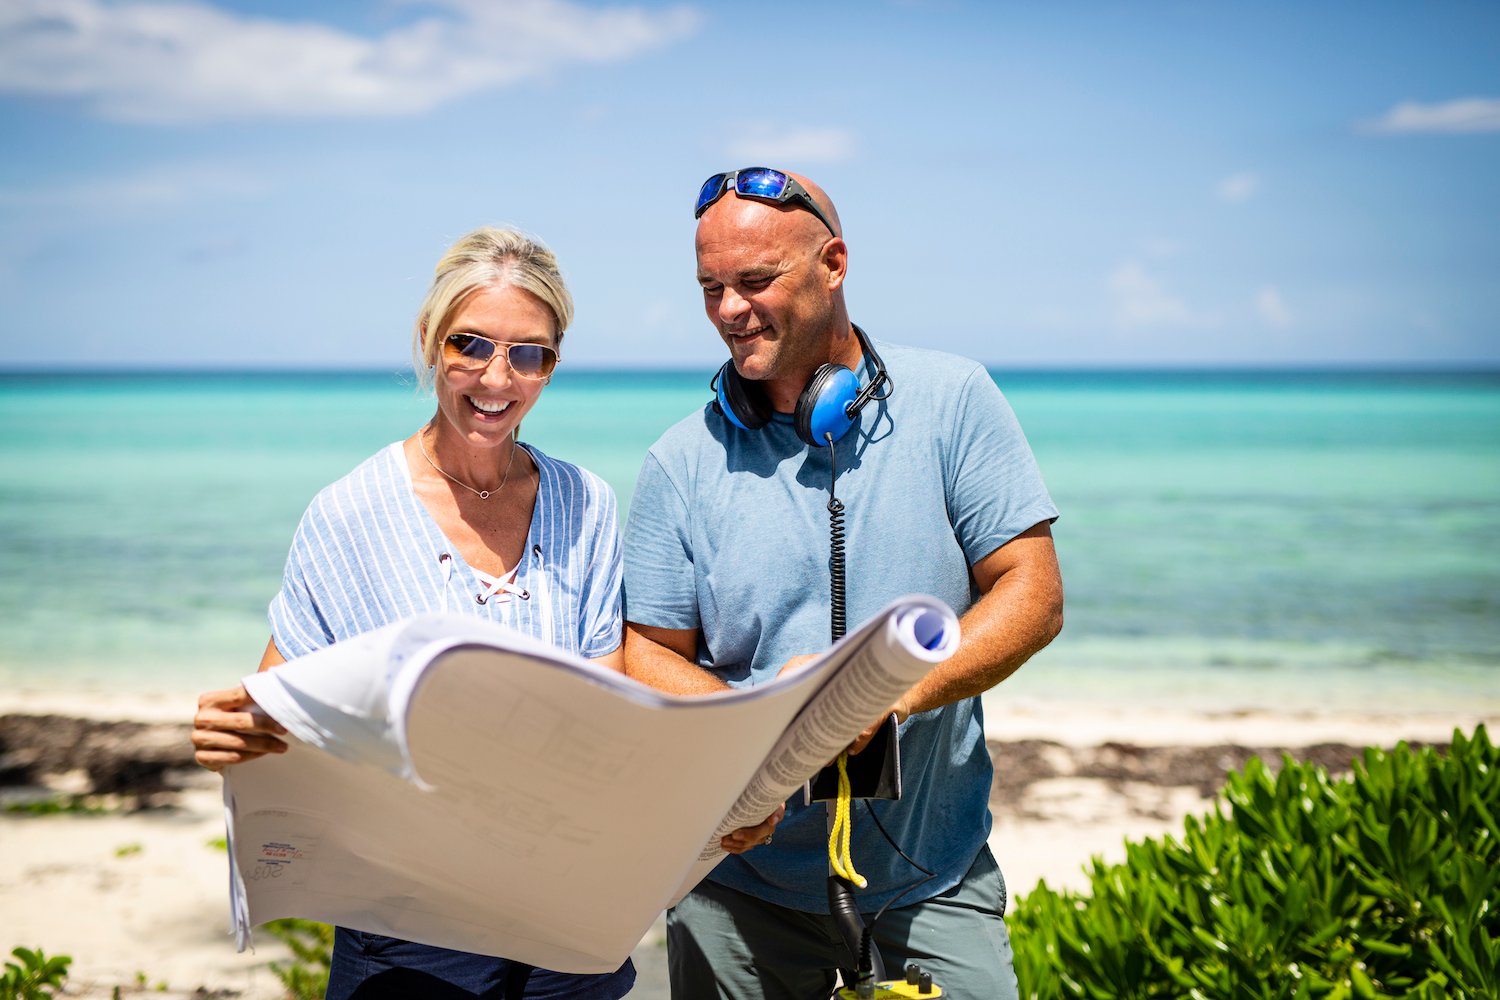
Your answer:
[1,689,1489,999]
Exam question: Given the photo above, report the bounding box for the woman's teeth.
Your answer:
[469,397,511,414]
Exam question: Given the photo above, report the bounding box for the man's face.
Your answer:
[695,197,838,399]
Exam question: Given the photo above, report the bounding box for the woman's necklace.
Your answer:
[417,431,520,501]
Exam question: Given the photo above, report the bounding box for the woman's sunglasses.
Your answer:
[442,333,559,380]
[694,167,837,237]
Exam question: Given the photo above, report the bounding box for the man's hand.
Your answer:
[782,653,902,759]
[191,685,288,772]
[776,654,817,677]
[719,804,786,854]
[847,696,911,756]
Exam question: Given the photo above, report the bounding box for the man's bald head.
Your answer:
[783,171,842,240]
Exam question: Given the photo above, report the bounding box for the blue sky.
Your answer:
[1,0,1496,370]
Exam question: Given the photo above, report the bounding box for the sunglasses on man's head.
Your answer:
[694,167,837,237]
[442,333,559,380]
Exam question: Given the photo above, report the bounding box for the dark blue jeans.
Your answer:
[326,928,636,999]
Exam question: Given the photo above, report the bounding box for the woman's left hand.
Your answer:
[191,684,288,771]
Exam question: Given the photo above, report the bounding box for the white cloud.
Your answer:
[0,161,267,213]
[724,126,858,164]
[1216,172,1260,203]
[1107,259,1213,330]
[0,0,699,123]
[1362,97,1500,134]
[1256,285,1292,328]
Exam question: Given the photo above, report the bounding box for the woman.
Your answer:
[191,226,636,998]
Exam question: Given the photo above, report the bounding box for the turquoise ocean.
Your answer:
[3,369,1497,716]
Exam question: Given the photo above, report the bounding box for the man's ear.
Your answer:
[821,238,848,291]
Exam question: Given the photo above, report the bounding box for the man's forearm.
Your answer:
[622,625,732,696]
[902,551,1064,716]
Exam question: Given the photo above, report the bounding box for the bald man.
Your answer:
[622,167,1063,999]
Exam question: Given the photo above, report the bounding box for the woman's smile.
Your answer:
[467,395,513,418]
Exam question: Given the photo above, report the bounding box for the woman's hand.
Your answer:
[719,803,786,855]
[191,684,289,772]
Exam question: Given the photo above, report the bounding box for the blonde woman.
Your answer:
[193,226,640,998]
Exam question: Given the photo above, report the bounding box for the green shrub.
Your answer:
[3,796,106,816]
[264,918,334,1000]
[1009,724,1498,999]
[1,947,71,1000]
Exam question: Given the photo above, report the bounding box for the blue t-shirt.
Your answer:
[623,340,1058,913]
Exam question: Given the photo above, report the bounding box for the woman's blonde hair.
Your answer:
[412,226,574,388]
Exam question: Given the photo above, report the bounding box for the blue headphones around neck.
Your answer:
[711,324,891,448]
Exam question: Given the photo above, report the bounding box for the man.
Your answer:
[622,167,1063,999]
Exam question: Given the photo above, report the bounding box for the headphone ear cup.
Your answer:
[795,364,861,447]
[714,361,773,431]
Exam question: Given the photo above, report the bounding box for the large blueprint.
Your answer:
[223,595,958,973]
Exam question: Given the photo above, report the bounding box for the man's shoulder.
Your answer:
[872,339,998,406]
[646,402,720,456]
[877,339,988,379]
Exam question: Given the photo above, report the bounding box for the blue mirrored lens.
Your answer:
[735,168,788,200]
[695,173,730,217]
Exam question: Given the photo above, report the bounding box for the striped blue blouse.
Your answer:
[269,441,622,661]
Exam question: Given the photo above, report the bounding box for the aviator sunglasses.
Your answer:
[694,167,837,236]
[442,333,559,380]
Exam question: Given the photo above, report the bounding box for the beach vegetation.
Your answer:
[1009,724,1498,999]
[1,947,71,999]
[264,918,334,1000]
[3,795,106,817]
[128,969,168,993]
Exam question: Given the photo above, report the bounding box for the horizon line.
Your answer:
[4,361,1500,377]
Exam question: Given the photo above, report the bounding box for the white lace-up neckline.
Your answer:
[435,546,552,641]
[473,567,528,606]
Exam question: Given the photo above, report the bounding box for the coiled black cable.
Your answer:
[824,430,867,990]
[825,423,937,991]
[827,433,847,644]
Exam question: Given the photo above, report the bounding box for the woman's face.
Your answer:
[432,283,557,449]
